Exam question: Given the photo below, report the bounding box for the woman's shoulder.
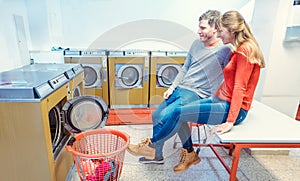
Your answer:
[235,43,252,57]
[237,43,253,52]
[236,43,248,51]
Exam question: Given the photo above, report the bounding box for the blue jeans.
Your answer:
[151,96,248,150]
[152,87,201,158]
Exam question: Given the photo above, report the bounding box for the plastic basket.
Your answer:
[66,128,130,181]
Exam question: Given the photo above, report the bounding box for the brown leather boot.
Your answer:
[173,148,201,173]
[127,138,155,159]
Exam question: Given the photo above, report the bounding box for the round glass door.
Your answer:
[62,96,108,133]
[117,65,142,88]
[83,66,98,87]
[157,64,181,87]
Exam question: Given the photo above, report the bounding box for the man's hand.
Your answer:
[210,122,234,135]
[163,89,173,99]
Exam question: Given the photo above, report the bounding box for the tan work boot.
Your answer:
[127,138,155,159]
[173,148,201,173]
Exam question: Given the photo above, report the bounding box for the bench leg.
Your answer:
[228,143,235,156]
[229,144,242,181]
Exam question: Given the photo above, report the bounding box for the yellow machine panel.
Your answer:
[149,51,187,107]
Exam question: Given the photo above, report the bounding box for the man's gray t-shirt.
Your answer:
[169,39,233,98]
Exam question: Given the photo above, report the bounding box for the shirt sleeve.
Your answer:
[222,44,234,68]
[226,47,255,123]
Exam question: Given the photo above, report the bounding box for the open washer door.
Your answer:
[62,96,109,133]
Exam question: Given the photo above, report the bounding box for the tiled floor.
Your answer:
[66,124,300,181]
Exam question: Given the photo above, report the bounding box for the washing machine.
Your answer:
[68,64,84,98]
[64,49,109,105]
[108,50,149,109]
[149,51,187,106]
[0,65,109,181]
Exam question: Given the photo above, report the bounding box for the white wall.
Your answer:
[0,0,251,71]
[0,0,31,71]
[26,0,50,50]
[30,0,251,49]
[252,0,300,118]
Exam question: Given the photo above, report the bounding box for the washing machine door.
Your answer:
[62,96,109,133]
[117,65,142,88]
[49,104,63,150]
[82,64,101,88]
[72,86,81,97]
[157,64,181,87]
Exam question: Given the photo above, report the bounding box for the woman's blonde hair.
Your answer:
[218,10,265,68]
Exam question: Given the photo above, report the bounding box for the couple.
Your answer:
[127,10,265,174]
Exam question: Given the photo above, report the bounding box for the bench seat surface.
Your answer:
[217,100,300,143]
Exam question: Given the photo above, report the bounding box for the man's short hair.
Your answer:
[199,10,221,28]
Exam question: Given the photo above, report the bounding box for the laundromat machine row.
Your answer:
[64,49,187,125]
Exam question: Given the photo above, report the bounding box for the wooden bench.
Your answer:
[194,100,300,181]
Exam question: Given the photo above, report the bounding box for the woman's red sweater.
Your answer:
[215,44,261,123]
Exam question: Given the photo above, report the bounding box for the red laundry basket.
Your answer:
[66,128,130,181]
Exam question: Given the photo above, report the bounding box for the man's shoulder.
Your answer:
[218,44,234,53]
[189,39,204,51]
[191,39,203,46]
[224,43,234,50]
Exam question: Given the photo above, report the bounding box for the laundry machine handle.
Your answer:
[102,69,107,82]
[144,69,149,82]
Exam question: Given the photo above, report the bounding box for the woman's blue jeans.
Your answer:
[151,87,201,158]
[151,96,248,150]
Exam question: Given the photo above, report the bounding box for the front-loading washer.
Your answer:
[149,51,187,107]
[66,64,84,99]
[108,50,149,109]
[64,50,109,105]
[0,65,108,181]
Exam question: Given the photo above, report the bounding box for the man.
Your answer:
[137,10,233,168]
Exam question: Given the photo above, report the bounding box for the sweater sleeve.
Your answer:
[220,44,234,68]
[226,47,255,123]
[169,53,190,91]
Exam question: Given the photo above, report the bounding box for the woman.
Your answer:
[127,10,265,174]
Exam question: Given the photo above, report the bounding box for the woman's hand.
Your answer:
[210,122,234,135]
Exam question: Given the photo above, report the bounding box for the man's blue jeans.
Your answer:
[152,87,201,158]
[151,96,248,150]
